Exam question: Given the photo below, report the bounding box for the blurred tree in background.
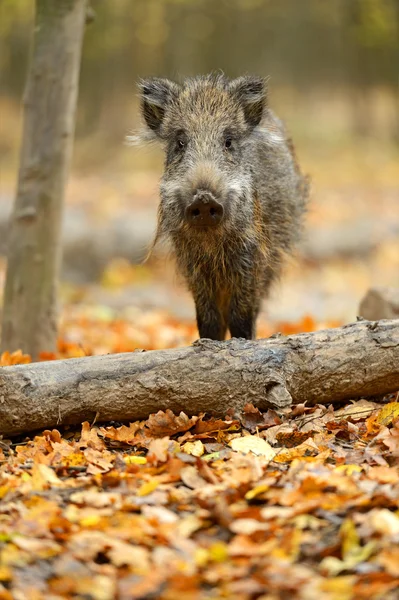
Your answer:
[1,0,398,159]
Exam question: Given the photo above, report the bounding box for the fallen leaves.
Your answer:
[0,349,31,366]
[229,434,276,460]
[0,398,398,599]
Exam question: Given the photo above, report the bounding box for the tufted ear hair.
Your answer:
[139,78,180,135]
[229,75,267,127]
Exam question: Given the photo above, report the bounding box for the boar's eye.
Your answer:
[175,131,187,151]
[224,136,233,150]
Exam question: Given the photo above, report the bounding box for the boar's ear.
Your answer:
[229,76,267,128]
[139,78,179,135]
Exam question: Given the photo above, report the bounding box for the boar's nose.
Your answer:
[185,191,224,227]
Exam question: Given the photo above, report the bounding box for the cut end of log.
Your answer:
[359,287,399,321]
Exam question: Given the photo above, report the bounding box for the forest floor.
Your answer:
[0,136,398,599]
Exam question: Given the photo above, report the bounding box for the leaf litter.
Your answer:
[0,395,398,599]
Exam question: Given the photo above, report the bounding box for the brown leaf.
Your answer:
[84,448,114,474]
[100,422,143,443]
[290,403,307,417]
[147,437,171,463]
[194,414,239,434]
[79,422,105,451]
[276,429,317,448]
[240,404,282,433]
[196,457,219,484]
[376,421,399,454]
[108,541,150,569]
[70,490,121,509]
[145,410,198,437]
[376,547,399,577]
[180,465,207,489]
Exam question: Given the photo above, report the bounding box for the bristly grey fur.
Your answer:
[136,73,309,341]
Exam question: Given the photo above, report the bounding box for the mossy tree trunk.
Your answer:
[1,0,87,360]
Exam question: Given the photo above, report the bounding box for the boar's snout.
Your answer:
[185,190,224,227]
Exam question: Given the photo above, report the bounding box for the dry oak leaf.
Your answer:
[100,422,144,443]
[194,415,239,434]
[273,437,320,463]
[336,399,381,420]
[145,410,198,437]
[276,429,317,448]
[240,403,281,432]
[229,435,276,459]
[147,437,172,463]
[79,422,105,451]
[42,429,62,444]
[375,420,399,453]
[84,448,114,474]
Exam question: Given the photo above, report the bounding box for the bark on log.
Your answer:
[0,319,398,437]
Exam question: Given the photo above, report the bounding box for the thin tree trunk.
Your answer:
[1,0,87,360]
[0,319,398,437]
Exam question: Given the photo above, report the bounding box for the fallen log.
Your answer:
[0,319,398,437]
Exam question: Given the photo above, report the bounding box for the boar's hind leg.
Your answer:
[193,289,227,341]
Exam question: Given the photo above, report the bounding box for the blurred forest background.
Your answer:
[0,0,398,353]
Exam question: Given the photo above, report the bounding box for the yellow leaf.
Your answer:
[137,479,159,496]
[376,402,399,426]
[245,483,270,500]
[0,485,10,500]
[182,440,204,457]
[194,547,209,567]
[124,455,147,465]
[0,565,12,581]
[341,519,359,561]
[273,438,320,463]
[209,541,228,562]
[323,519,377,576]
[229,435,276,459]
[271,528,301,562]
[319,575,355,600]
[79,514,102,527]
[321,543,376,576]
[335,465,362,476]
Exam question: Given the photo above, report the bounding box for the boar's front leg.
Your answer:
[192,285,227,341]
[228,276,260,340]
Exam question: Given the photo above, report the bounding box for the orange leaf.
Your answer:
[145,410,198,437]
[0,349,31,366]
